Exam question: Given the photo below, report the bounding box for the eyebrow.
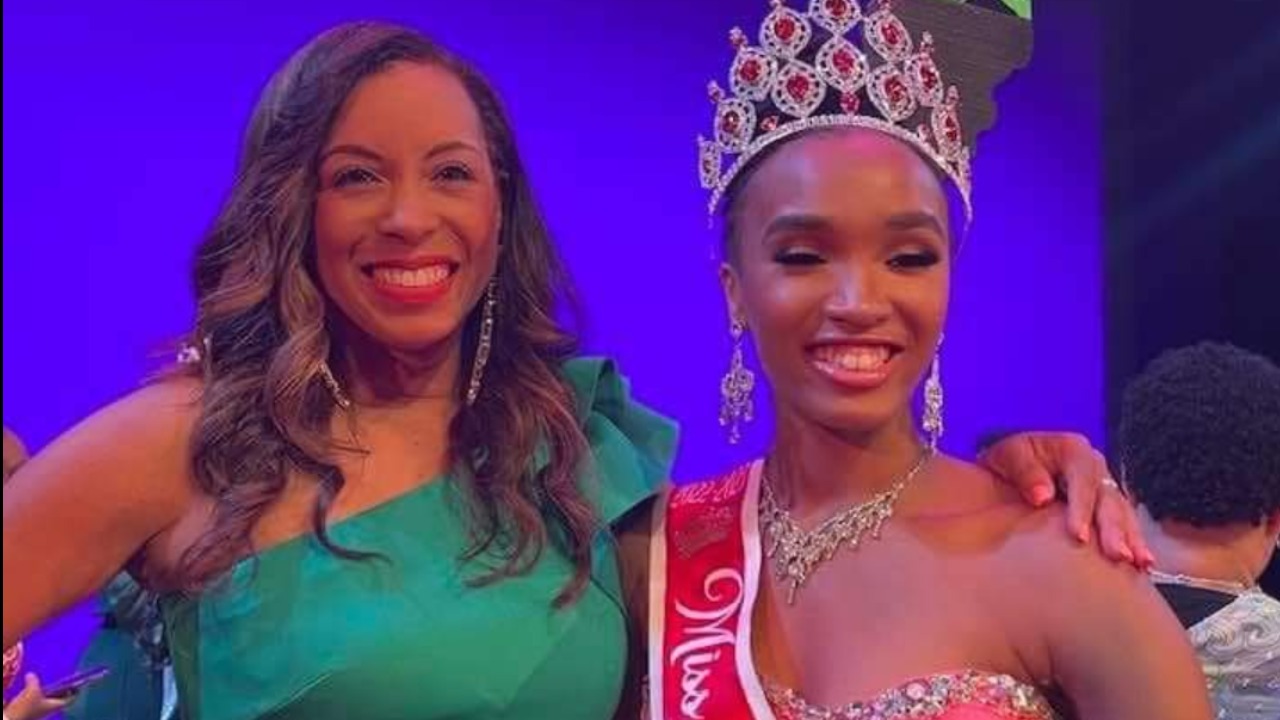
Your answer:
[762,210,946,241]
[884,210,945,237]
[763,213,836,238]
[318,140,484,164]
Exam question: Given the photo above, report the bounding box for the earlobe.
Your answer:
[719,261,744,325]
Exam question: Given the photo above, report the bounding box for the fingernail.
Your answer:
[1031,485,1054,506]
[1078,528,1090,544]
[1142,551,1157,567]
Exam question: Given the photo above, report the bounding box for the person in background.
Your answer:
[3,428,69,720]
[1119,342,1280,718]
[63,571,177,720]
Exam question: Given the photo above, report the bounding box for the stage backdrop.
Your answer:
[2,0,1101,693]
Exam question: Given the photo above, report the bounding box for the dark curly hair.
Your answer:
[1118,342,1280,527]
[171,22,596,607]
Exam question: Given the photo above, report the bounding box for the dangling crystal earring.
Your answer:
[720,318,756,444]
[922,334,945,450]
[320,362,352,410]
[319,361,352,410]
[466,278,498,406]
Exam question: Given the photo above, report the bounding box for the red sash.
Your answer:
[647,460,774,720]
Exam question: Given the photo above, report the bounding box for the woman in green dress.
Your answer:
[2,22,1139,720]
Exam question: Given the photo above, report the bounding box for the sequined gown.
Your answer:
[764,671,1055,719]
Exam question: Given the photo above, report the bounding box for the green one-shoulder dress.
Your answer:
[160,358,677,720]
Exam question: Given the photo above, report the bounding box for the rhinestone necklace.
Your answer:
[761,448,933,604]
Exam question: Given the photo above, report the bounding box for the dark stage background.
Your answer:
[1103,1,1280,594]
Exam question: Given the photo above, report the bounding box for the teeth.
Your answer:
[372,265,449,288]
[814,345,892,372]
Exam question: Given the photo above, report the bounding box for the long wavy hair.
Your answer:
[173,22,595,606]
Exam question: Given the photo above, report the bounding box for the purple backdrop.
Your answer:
[2,0,1100,694]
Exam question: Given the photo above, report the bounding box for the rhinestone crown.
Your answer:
[699,0,972,217]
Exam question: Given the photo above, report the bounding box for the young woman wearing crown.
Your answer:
[640,1,1213,718]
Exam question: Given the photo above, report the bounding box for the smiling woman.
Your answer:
[314,66,501,353]
[722,128,953,437]
[0,22,678,720]
[645,1,1213,718]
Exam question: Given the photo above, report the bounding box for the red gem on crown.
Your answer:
[886,76,907,104]
[931,86,964,158]
[833,48,857,76]
[814,0,863,34]
[720,110,742,135]
[786,74,812,101]
[942,115,960,144]
[775,16,798,41]
[922,65,939,90]
[919,34,938,81]
[867,3,913,62]
[882,22,902,48]
[905,33,944,107]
